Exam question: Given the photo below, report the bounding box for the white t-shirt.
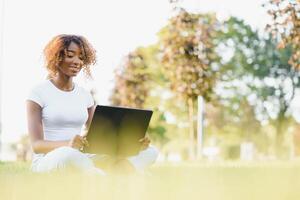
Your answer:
[27,80,94,161]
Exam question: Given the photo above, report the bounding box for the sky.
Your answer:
[0,0,271,159]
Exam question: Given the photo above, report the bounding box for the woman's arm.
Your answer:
[82,105,96,137]
[26,101,84,154]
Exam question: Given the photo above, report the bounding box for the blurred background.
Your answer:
[0,0,300,163]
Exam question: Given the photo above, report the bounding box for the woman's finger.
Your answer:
[74,138,85,147]
[141,144,149,150]
[139,136,150,142]
[76,136,86,146]
[73,142,82,149]
[83,137,89,147]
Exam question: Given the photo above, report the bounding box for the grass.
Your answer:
[1,160,300,200]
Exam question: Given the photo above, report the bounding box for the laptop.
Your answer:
[84,105,153,158]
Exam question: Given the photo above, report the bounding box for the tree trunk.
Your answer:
[275,113,288,159]
[197,96,204,159]
[188,98,196,160]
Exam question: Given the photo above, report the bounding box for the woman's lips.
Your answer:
[70,66,80,73]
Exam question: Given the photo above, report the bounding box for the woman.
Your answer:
[26,34,158,174]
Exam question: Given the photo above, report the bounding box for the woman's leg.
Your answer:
[127,145,159,171]
[31,146,105,175]
[88,145,159,174]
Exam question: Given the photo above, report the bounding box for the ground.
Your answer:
[0,160,300,200]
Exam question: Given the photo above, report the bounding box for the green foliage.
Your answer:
[109,8,299,159]
[265,0,300,69]
[215,16,300,157]
[216,17,262,78]
[110,45,173,144]
[217,16,300,122]
[158,9,220,102]
[110,47,151,108]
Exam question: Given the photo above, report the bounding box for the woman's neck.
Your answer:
[50,74,74,91]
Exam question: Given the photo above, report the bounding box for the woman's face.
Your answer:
[58,41,83,77]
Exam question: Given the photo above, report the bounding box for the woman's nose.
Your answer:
[73,57,82,66]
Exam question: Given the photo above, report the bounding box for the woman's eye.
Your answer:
[67,55,73,58]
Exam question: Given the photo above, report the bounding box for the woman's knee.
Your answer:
[142,145,159,162]
[50,146,80,162]
[37,146,93,171]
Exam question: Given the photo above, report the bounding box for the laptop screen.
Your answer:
[85,105,153,157]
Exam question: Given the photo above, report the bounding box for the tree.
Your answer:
[263,0,300,158]
[110,48,151,109]
[157,9,220,158]
[110,45,174,148]
[217,16,298,158]
[265,0,300,69]
[258,38,298,158]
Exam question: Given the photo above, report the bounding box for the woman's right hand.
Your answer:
[68,135,88,150]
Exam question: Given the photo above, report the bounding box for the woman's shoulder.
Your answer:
[27,80,52,107]
[75,85,95,107]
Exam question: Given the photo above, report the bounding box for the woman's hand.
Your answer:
[69,135,89,151]
[139,136,151,151]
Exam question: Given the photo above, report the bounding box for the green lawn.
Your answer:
[1,160,300,200]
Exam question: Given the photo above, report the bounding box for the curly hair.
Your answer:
[43,34,97,79]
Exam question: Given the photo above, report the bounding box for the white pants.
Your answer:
[31,145,159,174]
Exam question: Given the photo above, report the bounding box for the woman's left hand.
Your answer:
[139,136,151,150]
